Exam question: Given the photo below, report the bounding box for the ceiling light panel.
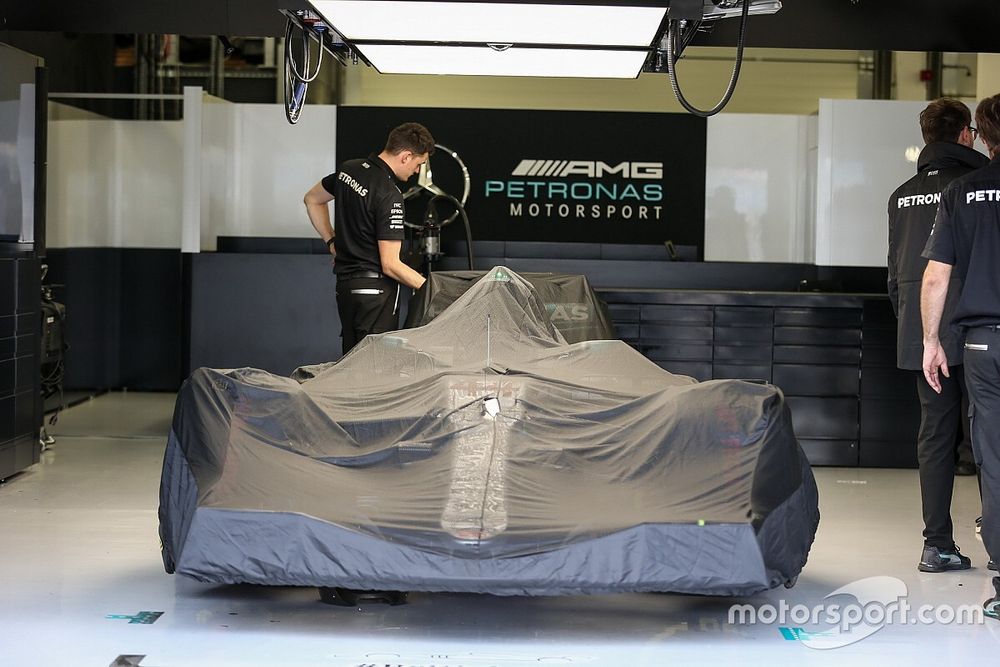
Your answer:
[360,45,650,78]
[312,1,668,47]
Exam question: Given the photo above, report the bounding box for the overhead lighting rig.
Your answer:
[279,0,783,122]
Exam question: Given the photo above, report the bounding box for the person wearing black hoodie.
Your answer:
[887,98,988,573]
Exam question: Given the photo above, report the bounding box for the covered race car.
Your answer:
[160,267,819,597]
[404,269,617,343]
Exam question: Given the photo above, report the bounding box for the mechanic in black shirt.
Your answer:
[888,98,987,573]
[921,93,1000,620]
[303,123,433,355]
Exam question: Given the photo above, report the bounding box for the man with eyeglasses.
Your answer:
[922,93,1000,620]
[888,98,987,574]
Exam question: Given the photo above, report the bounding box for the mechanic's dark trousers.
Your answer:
[336,275,400,356]
[916,368,967,548]
[964,327,1000,568]
[957,429,976,466]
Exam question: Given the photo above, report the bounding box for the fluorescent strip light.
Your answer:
[359,44,649,78]
[312,1,668,46]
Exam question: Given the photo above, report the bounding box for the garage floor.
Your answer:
[1,392,996,666]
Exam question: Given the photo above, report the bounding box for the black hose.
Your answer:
[283,17,326,124]
[666,0,751,117]
[456,198,475,271]
[432,194,475,271]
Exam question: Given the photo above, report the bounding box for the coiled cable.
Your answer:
[666,0,751,117]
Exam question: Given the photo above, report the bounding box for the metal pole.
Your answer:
[209,37,225,99]
[133,34,143,119]
[181,86,203,253]
[872,50,893,100]
[926,52,943,100]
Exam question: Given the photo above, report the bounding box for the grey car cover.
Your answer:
[404,270,617,343]
[159,266,819,596]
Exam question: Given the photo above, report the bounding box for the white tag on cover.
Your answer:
[483,397,501,419]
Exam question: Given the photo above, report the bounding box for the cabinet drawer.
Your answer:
[714,327,772,344]
[641,305,713,325]
[655,361,712,381]
[774,327,862,346]
[715,307,773,326]
[642,342,713,362]
[775,307,862,327]
[786,396,858,439]
[773,364,860,396]
[713,364,771,383]
[798,439,859,466]
[774,345,860,364]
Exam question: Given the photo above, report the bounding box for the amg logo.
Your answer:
[512,159,663,180]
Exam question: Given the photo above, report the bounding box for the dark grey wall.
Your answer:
[45,243,893,392]
[187,243,890,369]
[45,248,182,391]
[186,252,343,377]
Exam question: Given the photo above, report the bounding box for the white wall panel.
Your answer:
[817,99,923,267]
[183,86,205,253]
[116,121,184,248]
[48,103,336,250]
[813,99,988,267]
[46,120,117,248]
[203,104,337,249]
[201,103,237,252]
[705,114,811,263]
[804,114,819,265]
[48,120,183,248]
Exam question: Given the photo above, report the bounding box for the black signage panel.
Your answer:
[336,107,706,253]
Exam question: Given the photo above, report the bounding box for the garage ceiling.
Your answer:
[2,0,999,53]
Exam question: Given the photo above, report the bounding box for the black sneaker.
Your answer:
[984,577,1000,621]
[955,461,978,476]
[989,560,997,572]
[918,545,972,572]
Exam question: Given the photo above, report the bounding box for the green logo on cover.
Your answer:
[490,267,511,282]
